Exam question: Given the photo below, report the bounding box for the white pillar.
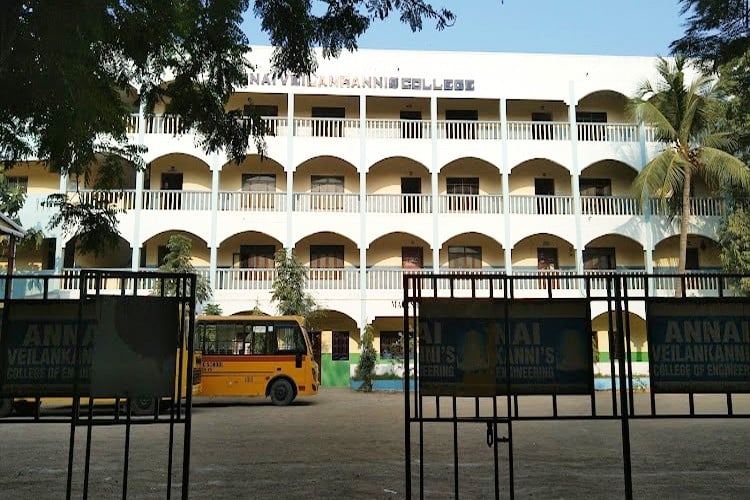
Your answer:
[209,157,220,290]
[359,94,368,333]
[500,97,512,274]
[430,96,439,273]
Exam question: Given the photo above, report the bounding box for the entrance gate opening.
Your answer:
[403,272,750,499]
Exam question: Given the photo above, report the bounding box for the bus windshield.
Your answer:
[197,320,309,356]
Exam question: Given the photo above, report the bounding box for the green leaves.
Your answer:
[153,234,213,304]
[270,248,321,326]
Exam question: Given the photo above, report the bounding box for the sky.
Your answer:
[242,0,688,57]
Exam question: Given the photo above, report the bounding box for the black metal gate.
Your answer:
[0,270,197,499]
[403,272,750,499]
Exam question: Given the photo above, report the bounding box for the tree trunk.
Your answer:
[676,168,692,297]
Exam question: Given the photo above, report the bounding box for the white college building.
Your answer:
[7,48,725,385]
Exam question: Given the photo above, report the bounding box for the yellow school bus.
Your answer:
[196,315,319,406]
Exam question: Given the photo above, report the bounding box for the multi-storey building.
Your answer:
[4,48,725,386]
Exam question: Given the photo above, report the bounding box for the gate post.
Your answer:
[614,277,633,499]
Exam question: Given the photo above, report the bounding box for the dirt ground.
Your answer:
[1,388,750,499]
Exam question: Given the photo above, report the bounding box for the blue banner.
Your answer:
[647,298,750,393]
[418,298,593,396]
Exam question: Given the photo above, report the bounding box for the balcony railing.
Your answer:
[577,123,639,142]
[56,267,730,295]
[507,121,570,141]
[580,196,641,216]
[438,194,503,214]
[142,190,212,210]
[293,193,360,212]
[366,194,432,213]
[509,195,574,215]
[55,188,728,219]
[366,119,432,139]
[306,268,360,289]
[68,189,138,210]
[124,113,667,144]
[218,191,287,212]
[216,268,276,290]
[293,118,361,138]
[60,267,210,291]
[436,120,501,140]
[649,197,726,217]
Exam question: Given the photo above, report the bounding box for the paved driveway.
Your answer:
[1,388,749,499]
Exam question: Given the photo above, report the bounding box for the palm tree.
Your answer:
[630,56,750,295]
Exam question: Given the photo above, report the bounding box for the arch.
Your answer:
[440,232,504,270]
[217,231,283,269]
[509,157,568,173]
[312,309,359,332]
[590,310,648,364]
[218,231,283,249]
[511,233,576,270]
[141,229,208,248]
[368,156,429,174]
[293,156,359,194]
[368,231,430,249]
[576,89,629,105]
[439,156,500,174]
[367,232,432,268]
[440,231,504,250]
[140,230,210,268]
[220,153,285,172]
[293,231,358,249]
[653,234,722,270]
[140,222,211,246]
[63,233,131,269]
[580,158,639,177]
[147,152,211,171]
[367,157,429,194]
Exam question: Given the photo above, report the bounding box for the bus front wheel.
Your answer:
[132,397,157,416]
[270,379,295,406]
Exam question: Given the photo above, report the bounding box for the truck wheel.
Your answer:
[0,398,12,418]
[270,379,294,406]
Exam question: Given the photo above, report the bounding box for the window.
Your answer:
[242,173,276,209]
[447,177,479,211]
[5,176,28,193]
[310,245,344,280]
[580,178,612,215]
[402,247,424,270]
[448,246,482,269]
[243,104,279,135]
[577,111,607,141]
[235,245,275,268]
[580,178,612,196]
[311,175,344,210]
[577,111,608,123]
[311,107,345,137]
[242,173,275,192]
[332,331,350,361]
[380,331,403,359]
[445,109,478,139]
[198,322,305,355]
[400,110,423,139]
[583,247,616,270]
